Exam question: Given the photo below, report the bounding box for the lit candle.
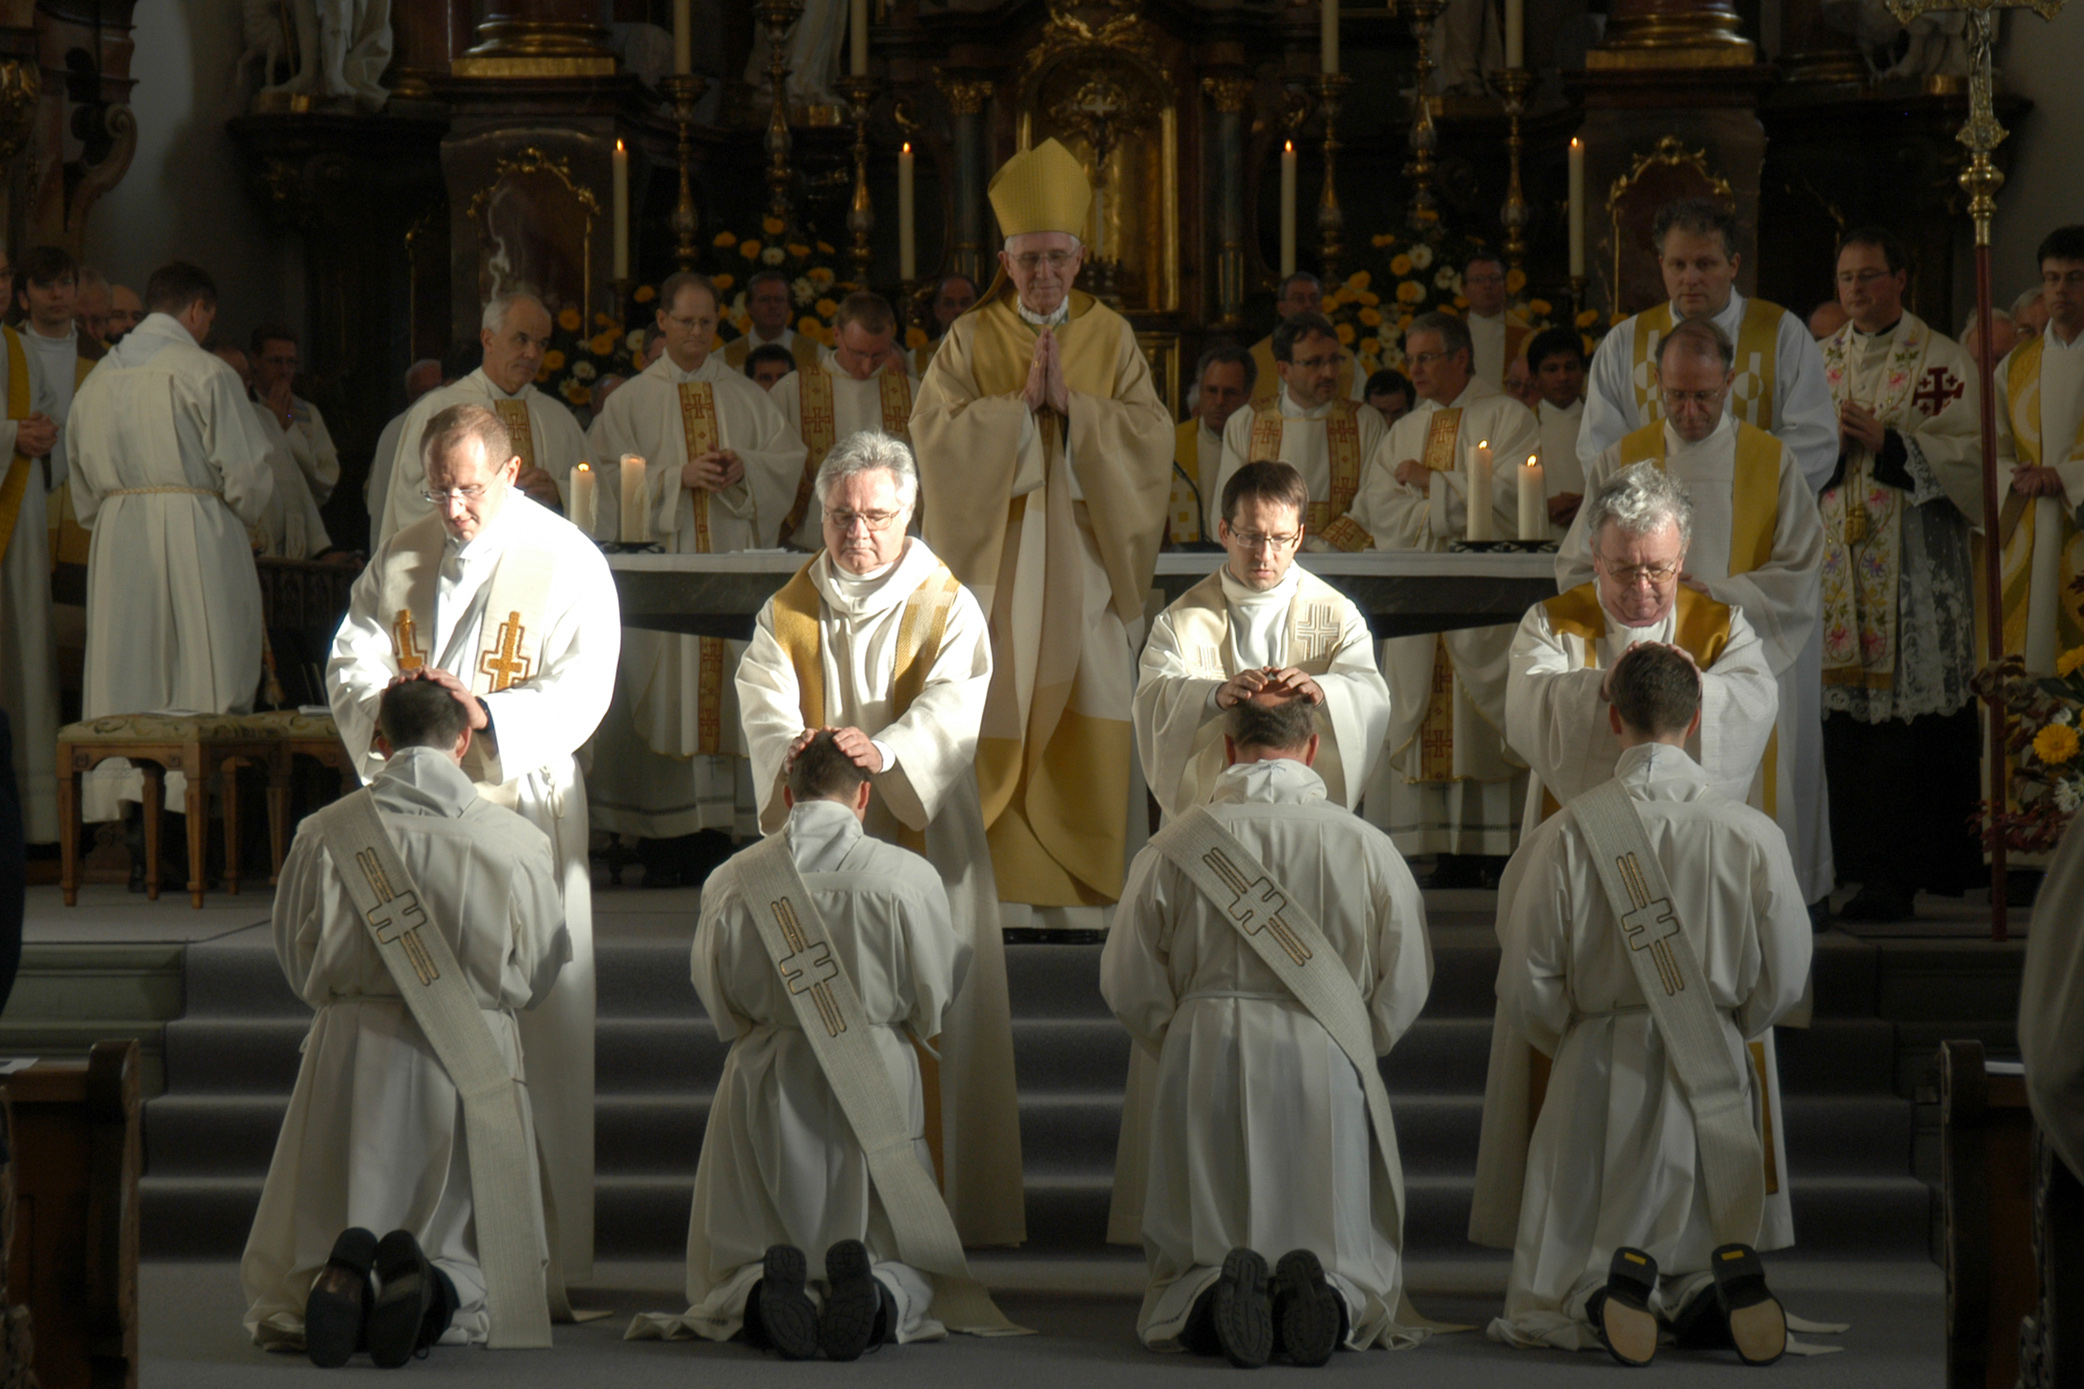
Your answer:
[850,0,869,76]
[621,453,650,544]
[1505,0,1524,69]
[673,0,691,76]
[1517,454,1545,540]
[1568,137,1586,280]
[1320,0,1339,75]
[1466,439,1494,543]
[572,462,597,537]
[898,143,917,282]
[612,140,629,282]
[1280,141,1298,279]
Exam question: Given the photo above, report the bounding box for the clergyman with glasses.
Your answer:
[328,400,621,1289]
[734,428,1025,1249]
[1557,316,1825,921]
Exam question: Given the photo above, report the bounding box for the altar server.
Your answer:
[329,403,619,1284]
[1487,644,1811,1366]
[771,292,917,550]
[242,678,567,1363]
[1525,326,1587,537]
[1463,252,1533,393]
[1103,695,1433,1363]
[735,429,1024,1247]
[632,732,1021,1356]
[1248,274,1363,406]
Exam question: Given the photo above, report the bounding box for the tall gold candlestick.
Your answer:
[1398,0,1447,233]
[1495,66,1533,276]
[754,0,805,229]
[836,74,878,285]
[1314,72,1350,281]
[660,72,708,271]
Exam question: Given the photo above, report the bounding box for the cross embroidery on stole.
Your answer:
[491,399,537,473]
[1614,851,1685,996]
[1200,846,1314,967]
[354,848,441,985]
[770,895,846,1037]
[392,609,427,672]
[1292,602,1343,663]
[478,610,533,690]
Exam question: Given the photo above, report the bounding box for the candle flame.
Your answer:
[1284,139,1294,154]
[578,462,590,472]
[1571,137,1582,150]
[902,141,912,155]
[1527,455,1538,466]
[616,138,624,153]
[1480,439,1489,448]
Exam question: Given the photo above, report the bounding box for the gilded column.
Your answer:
[1588,0,1754,67]
[938,75,993,288]
[1203,73,1253,330]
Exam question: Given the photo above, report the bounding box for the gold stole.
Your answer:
[1246,399,1367,547]
[1168,419,1203,545]
[0,327,32,567]
[1631,298,1784,430]
[675,380,728,754]
[1166,569,1349,675]
[781,367,914,540]
[491,398,537,473]
[1817,319,1936,690]
[1411,405,1471,777]
[1525,576,1779,1193]
[1997,336,2084,659]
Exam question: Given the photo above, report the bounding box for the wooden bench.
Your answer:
[1942,1038,2038,1389]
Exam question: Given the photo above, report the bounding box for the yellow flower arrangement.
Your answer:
[1395,280,1425,305]
[1358,290,1381,307]
[633,284,656,303]
[1345,270,1372,292]
[714,232,737,248]
[2036,723,2080,765]
[1334,322,1356,345]
[905,325,929,350]
[589,331,617,355]
[762,216,786,235]
[541,349,566,371]
[815,297,839,318]
[1390,254,1413,277]
[1359,307,1382,328]
[740,240,762,260]
[556,307,582,332]
[798,315,825,337]
[2059,646,2084,677]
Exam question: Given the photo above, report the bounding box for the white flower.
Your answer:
[1408,243,1434,270]
[792,276,816,306]
[761,246,786,265]
[572,361,597,381]
[2056,778,2082,813]
[1434,267,1459,291]
[625,329,646,353]
[2059,709,2075,725]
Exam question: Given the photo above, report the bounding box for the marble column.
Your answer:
[1203,73,1253,330]
[939,74,993,289]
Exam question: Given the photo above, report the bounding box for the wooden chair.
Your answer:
[55,714,291,909]
[1941,1038,2038,1389]
[237,709,360,798]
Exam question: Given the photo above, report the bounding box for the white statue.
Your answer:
[742,0,847,110]
[1431,0,1503,97]
[1819,0,1974,82]
[240,0,393,112]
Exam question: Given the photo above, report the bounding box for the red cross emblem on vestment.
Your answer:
[1911,367,1964,416]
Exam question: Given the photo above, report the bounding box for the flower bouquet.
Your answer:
[710,218,853,352]
[537,295,653,412]
[1971,648,2084,852]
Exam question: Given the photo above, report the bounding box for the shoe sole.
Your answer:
[756,1246,820,1361]
[818,1241,882,1362]
[303,1273,364,1369]
[1727,1299,1787,1366]
[1602,1297,1659,1367]
[1271,1251,1340,1368]
[366,1231,433,1370]
[1212,1249,1273,1369]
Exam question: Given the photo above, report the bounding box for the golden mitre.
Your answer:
[988,138,1091,239]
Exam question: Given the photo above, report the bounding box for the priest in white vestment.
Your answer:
[723,269,824,376]
[1216,314,1388,553]
[1486,645,1811,1358]
[1170,346,1254,546]
[250,324,341,507]
[376,293,578,544]
[242,679,567,1353]
[1343,311,1540,871]
[644,734,976,1351]
[209,346,335,562]
[369,354,466,526]
[0,314,60,843]
[1247,274,1365,407]
[1560,318,1826,903]
[584,271,802,863]
[1103,695,1433,1359]
[735,431,1024,1247]
[1463,253,1533,392]
[65,263,274,823]
[1525,326,1588,539]
[771,292,917,550]
[329,403,619,1283]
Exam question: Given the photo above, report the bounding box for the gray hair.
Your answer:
[1962,308,2015,340]
[1406,309,1472,363]
[1583,461,1694,551]
[1001,233,1084,252]
[481,290,545,336]
[2011,286,2044,318]
[814,430,919,509]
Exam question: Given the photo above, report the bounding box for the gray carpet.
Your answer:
[139,1257,1943,1387]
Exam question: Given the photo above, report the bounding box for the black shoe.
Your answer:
[1269,1250,1341,1367]
[1594,1246,1659,1368]
[1838,882,1911,924]
[753,1244,820,1360]
[1709,1243,1785,1366]
[305,1227,378,1368]
[818,1239,884,1362]
[367,1229,437,1369]
[419,1268,458,1354]
[1211,1248,1273,1369]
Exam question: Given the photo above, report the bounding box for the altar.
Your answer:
[606,549,1560,641]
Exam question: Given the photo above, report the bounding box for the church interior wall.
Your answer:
[1986,4,2084,319]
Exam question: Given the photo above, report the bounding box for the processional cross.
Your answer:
[1883,0,2064,942]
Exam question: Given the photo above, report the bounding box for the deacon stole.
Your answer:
[0,327,33,567]
[1168,419,1204,545]
[1246,398,1371,550]
[491,398,537,474]
[675,381,729,754]
[779,366,914,540]
[1409,405,1472,782]
[1997,336,2084,660]
[1630,298,1785,431]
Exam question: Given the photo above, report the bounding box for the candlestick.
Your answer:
[1466,439,1494,542]
[850,0,868,77]
[1320,0,1339,75]
[755,0,806,229]
[1399,0,1447,232]
[1568,137,1586,280]
[1517,454,1544,540]
[1504,0,1524,70]
[612,139,629,281]
[1279,140,1297,278]
[1315,72,1350,280]
[673,0,691,75]
[572,462,598,537]
[899,142,917,282]
[836,74,877,285]
[661,73,708,271]
[1497,67,1532,276]
[621,453,650,544]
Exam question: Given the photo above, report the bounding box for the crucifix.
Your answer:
[478,610,534,692]
[1884,0,2064,943]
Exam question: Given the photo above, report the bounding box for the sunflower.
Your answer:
[556,307,582,332]
[1390,254,1413,277]
[541,349,566,371]
[762,216,786,235]
[2036,723,2080,765]
[905,325,929,349]
[2059,645,2084,677]
[714,232,738,248]
[1395,280,1425,305]
[633,284,657,303]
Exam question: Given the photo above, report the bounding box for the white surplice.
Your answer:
[377,370,591,545]
[1536,399,1585,540]
[240,748,568,1349]
[0,329,59,841]
[658,799,966,1343]
[771,361,918,551]
[1213,387,1388,543]
[66,312,275,821]
[1134,565,1389,818]
[1483,745,1811,1351]
[734,539,1026,1247]
[1560,414,1829,899]
[328,493,619,1282]
[1345,383,1542,856]
[1101,758,1434,1350]
[246,399,332,559]
[254,394,341,508]
[582,352,802,841]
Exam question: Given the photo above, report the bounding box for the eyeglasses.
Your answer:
[1407,350,1453,368]
[825,508,904,533]
[1660,389,1725,408]
[1834,269,1895,287]
[1596,553,1682,587]
[420,485,490,505]
[1010,250,1077,274]
[1228,530,1301,552]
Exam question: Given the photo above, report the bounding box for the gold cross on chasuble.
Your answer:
[491,399,537,473]
[1293,601,1343,663]
[478,610,534,690]
[392,609,427,672]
